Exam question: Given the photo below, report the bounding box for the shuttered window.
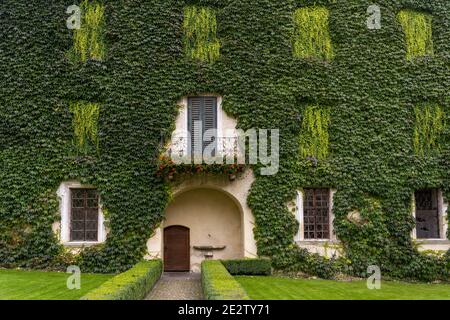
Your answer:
[70,188,99,242]
[303,188,330,239]
[415,189,440,239]
[188,96,218,157]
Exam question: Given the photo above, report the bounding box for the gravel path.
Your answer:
[145,272,203,300]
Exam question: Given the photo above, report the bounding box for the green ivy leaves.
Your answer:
[292,6,334,61]
[299,104,331,160]
[183,6,220,63]
[67,0,106,63]
[413,103,445,156]
[70,101,100,155]
[1,0,449,280]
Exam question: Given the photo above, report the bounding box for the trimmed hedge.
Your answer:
[222,259,272,275]
[81,260,162,300]
[201,260,250,300]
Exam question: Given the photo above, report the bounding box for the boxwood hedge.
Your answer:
[221,259,272,276]
[81,260,162,300]
[201,260,250,300]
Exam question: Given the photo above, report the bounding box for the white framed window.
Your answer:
[57,181,106,245]
[295,188,336,241]
[412,189,448,240]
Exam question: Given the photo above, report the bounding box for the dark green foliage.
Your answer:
[284,247,343,279]
[221,259,272,275]
[201,260,250,300]
[1,0,449,281]
[81,260,162,300]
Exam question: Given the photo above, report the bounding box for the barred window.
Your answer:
[70,188,99,242]
[303,188,330,239]
[415,189,440,239]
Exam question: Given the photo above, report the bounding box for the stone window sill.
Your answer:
[63,241,102,247]
[296,240,340,246]
[414,239,450,245]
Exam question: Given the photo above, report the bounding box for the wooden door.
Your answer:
[164,226,190,272]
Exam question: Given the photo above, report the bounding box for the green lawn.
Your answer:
[235,276,450,300]
[0,269,113,300]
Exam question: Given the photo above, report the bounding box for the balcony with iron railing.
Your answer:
[166,135,243,163]
[157,135,246,181]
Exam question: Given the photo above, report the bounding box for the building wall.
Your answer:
[146,169,257,272]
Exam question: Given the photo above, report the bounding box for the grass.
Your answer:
[235,276,450,300]
[0,269,112,300]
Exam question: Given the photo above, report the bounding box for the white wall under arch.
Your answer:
[146,169,257,272]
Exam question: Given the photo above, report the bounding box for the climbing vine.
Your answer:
[1,0,449,280]
[397,9,434,60]
[292,6,334,61]
[298,104,330,160]
[67,0,105,63]
[70,101,100,154]
[183,6,220,63]
[413,103,445,156]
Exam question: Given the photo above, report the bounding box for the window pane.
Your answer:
[415,189,439,239]
[72,199,84,208]
[85,231,98,241]
[70,188,99,242]
[71,231,84,241]
[87,198,98,208]
[303,188,330,239]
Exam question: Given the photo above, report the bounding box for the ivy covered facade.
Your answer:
[1,0,449,281]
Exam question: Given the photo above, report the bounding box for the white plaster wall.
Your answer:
[296,241,343,258]
[416,240,450,253]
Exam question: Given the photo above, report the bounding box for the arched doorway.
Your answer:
[146,171,258,273]
[163,188,244,272]
[164,225,190,272]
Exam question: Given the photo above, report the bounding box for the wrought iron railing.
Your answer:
[166,136,242,161]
